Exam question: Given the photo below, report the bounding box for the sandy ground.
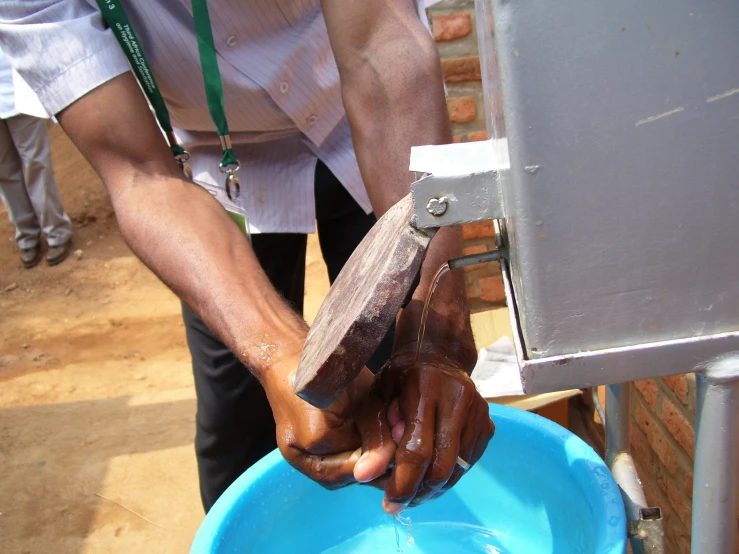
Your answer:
[0,125,331,554]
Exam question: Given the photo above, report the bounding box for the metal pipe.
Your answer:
[447,249,501,270]
[605,384,630,467]
[611,453,648,518]
[606,383,652,554]
[592,387,607,427]
[692,354,739,554]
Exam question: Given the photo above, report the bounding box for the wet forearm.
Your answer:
[394,227,477,372]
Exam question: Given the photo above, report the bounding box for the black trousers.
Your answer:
[182,161,393,511]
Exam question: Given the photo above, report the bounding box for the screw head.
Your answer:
[426,196,448,216]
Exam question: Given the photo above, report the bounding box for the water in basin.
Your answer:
[191,404,626,554]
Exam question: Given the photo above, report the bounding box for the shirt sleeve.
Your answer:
[0,1,131,115]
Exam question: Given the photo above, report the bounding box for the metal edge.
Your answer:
[521,331,739,395]
[501,251,739,395]
[499,253,528,380]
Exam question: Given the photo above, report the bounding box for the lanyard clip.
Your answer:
[175,151,193,180]
[225,172,240,202]
[220,160,241,202]
[168,132,192,179]
[218,135,241,201]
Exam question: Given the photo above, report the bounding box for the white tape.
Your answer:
[409,138,510,177]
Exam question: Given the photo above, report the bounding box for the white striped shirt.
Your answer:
[0,0,429,233]
[0,51,16,119]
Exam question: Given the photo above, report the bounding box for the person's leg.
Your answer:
[6,115,72,263]
[0,117,43,266]
[314,160,394,372]
[183,232,307,511]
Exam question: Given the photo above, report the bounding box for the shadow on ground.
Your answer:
[0,394,200,553]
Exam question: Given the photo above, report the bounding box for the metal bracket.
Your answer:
[627,507,665,554]
[411,171,503,229]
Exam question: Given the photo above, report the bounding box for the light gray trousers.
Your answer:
[0,114,72,249]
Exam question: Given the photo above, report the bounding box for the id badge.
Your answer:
[193,178,251,242]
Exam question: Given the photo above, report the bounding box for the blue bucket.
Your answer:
[191,403,626,553]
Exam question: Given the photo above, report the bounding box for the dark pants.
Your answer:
[182,161,393,511]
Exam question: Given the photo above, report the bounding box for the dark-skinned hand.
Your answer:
[264,360,397,490]
[370,347,495,513]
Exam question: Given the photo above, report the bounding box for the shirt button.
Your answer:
[226,35,238,48]
[279,82,289,94]
[306,114,318,126]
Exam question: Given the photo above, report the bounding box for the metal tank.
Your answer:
[410,1,739,552]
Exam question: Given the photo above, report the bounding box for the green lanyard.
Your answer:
[95,0,241,202]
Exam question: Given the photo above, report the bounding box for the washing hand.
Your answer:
[264,358,396,490]
[374,347,495,513]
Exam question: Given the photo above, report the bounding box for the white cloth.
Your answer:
[0,0,429,234]
[0,51,17,119]
[470,336,526,397]
[12,70,49,119]
[0,51,50,119]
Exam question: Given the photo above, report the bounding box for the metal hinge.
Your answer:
[411,171,503,229]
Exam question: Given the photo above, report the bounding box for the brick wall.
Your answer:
[573,378,701,553]
[631,376,698,554]
[428,0,487,144]
[428,0,504,313]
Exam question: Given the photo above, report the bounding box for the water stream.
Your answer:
[415,262,451,359]
[393,513,415,551]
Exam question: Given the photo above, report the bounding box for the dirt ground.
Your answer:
[0,125,331,553]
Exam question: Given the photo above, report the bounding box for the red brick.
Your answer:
[466,281,479,299]
[663,374,689,404]
[666,476,692,528]
[433,13,472,42]
[684,471,693,499]
[675,533,692,554]
[663,519,684,554]
[461,243,492,272]
[633,400,678,474]
[447,97,477,124]
[441,56,482,83]
[654,463,671,496]
[661,398,694,459]
[630,425,654,468]
[665,537,680,554]
[468,130,488,142]
[635,459,668,511]
[452,135,463,143]
[463,244,487,256]
[635,379,658,410]
[462,220,494,239]
[464,264,483,273]
[633,397,653,434]
[653,432,678,475]
[479,276,505,303]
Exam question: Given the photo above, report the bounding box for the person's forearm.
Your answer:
[338,25,450,216]
[57,74,306,383]
[335,16,476,366]
[112,170,309,378]
[394,227,477,371]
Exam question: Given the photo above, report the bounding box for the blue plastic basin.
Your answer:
[191,403,625,553]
